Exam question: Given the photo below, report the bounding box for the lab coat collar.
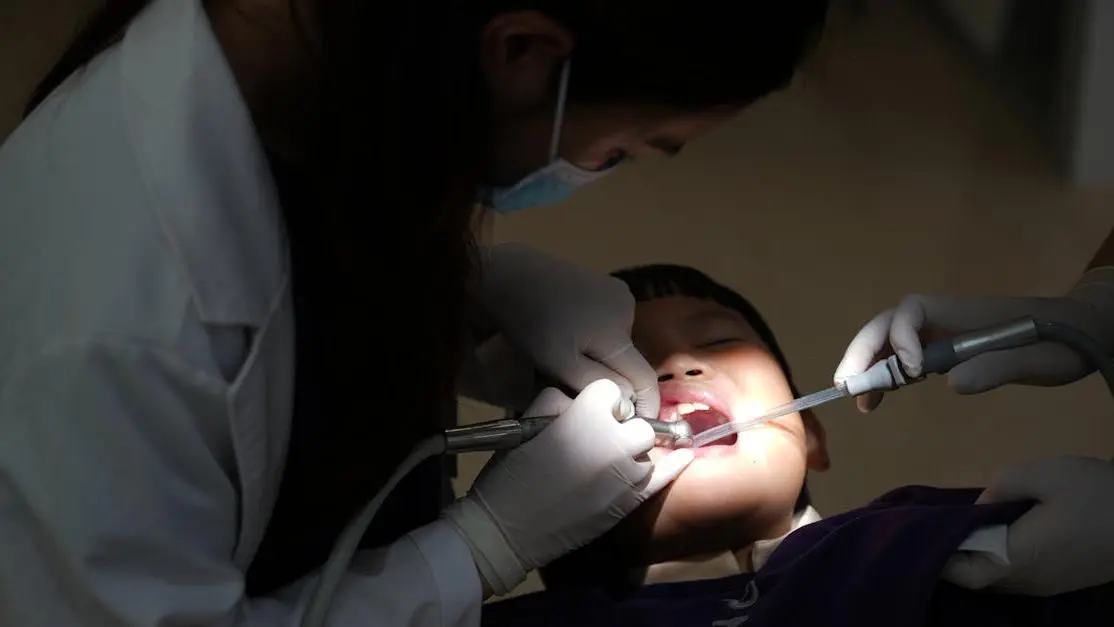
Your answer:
[121,0,287,326]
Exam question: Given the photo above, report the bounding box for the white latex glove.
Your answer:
[479,243,662,419]
[834,267,1114,412]
[443,379,694,595]
[942,455,1114,596]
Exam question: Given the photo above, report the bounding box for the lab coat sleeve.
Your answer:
[0,340,482,627]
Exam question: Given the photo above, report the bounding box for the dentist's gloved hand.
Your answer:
[834,267,1114,412]
[444,380,694,595]
[942,455,1114,596]
[479,243,661,418]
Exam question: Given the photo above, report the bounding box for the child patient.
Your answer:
[539,263,831,591]
[481,264,1112,627]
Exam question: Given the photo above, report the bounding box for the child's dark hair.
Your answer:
[540,263,811,594]
[612,264,799,395]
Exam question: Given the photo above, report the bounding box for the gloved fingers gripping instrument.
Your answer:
[299,395,688,627]
[841,317,1114,396]
[691,317,1114,448]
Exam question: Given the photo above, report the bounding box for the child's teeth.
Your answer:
[677,402,711,416]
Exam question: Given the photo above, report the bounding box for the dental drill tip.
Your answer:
[644,418,693,449]
[668,420,694,448]
[615,398,635,421]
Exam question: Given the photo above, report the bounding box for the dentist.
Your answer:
[0,0,827,625]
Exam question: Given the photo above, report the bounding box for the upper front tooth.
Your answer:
[678,402,711,415]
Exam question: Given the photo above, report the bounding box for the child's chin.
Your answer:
[651,439,738,461]
[691,443,737,459]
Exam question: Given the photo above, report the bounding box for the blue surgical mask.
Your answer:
[482,59,614,214]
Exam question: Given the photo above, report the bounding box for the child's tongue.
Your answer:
[683,410,737,446]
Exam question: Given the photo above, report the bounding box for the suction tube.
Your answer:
[914,317,1114,397]
[843,317,1114,400]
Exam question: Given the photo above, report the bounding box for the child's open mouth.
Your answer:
[676,405,737,447]
[658,392,738,448]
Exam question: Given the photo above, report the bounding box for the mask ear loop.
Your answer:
[548,58,571,162]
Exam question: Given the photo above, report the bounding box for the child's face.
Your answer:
[613,295,828,563]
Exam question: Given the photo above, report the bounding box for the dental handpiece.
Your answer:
[693,319,1048,449]
[442,411,694,454]
[839,318,1042,396]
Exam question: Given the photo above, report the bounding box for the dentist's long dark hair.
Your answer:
[28,0,826,596]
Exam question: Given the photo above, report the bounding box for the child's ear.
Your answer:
[801,408,830,471]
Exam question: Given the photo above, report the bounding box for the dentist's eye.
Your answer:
[598,150,629,170]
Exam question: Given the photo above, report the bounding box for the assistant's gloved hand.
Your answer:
[479,243,661,418]
[942,455,1114,596]
[443,380,693,595]
[834,267,1114,412]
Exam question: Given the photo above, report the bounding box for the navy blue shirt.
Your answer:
[483,486,1113,626]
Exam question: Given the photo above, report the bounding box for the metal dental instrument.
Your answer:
[442,407,694,454]
[691,318,1047,448]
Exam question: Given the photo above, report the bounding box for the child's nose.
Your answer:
[657,354,714,382]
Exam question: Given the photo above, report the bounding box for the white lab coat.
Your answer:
[0,0,481,625]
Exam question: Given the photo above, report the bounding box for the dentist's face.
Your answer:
[478,11,734,188]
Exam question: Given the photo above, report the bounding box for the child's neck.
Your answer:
[639,505,820,585]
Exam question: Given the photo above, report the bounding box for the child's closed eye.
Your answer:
[697,337,746,348]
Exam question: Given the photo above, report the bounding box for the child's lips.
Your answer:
[656,384,737,447]
[657,385,733,421]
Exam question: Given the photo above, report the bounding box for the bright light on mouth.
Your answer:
[662,403,736,446]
